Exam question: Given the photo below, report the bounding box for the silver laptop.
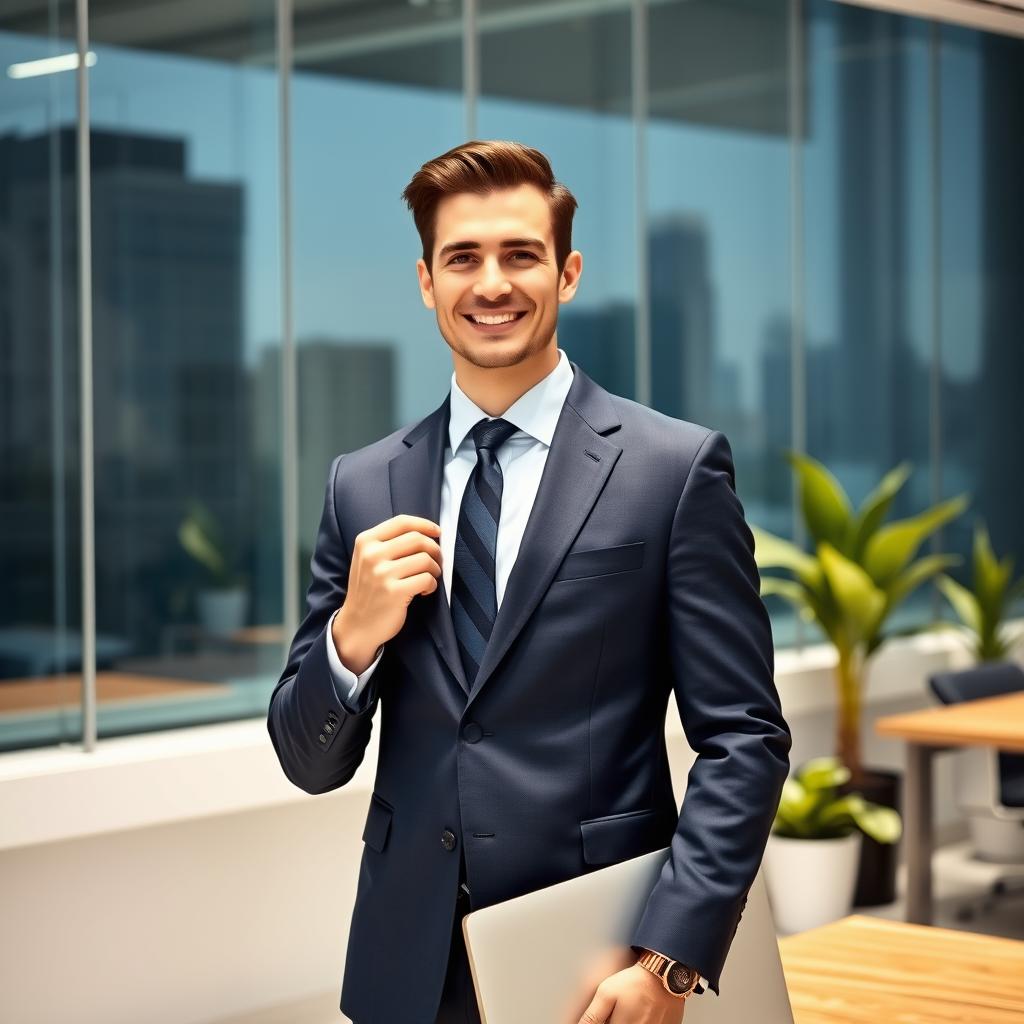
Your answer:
[462,849,793,1023]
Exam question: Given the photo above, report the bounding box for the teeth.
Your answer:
[470,312,521,325]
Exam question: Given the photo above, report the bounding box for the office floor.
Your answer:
[216,842,1024,1024]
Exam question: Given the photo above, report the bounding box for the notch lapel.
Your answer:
[388,393,471,696]
[467,363,622,708]
[387,362,623,706]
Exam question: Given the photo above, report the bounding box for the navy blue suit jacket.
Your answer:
[267,359,792,1024]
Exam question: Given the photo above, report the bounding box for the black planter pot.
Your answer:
[837,766,902,907]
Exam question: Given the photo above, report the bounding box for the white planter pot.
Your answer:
[197,587,249,636]
[764,831,863,935]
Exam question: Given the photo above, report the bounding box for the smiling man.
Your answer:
[267,140,791,1024]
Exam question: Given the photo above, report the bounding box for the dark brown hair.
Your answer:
[401,139,578,275]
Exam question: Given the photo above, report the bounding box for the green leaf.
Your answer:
[936,574,982,635]
[751,527,817,578]
[760,576,814,620]
[784,450,854,551]
[797,756,851,792]
[178,519,227,580]
[973,523,1012,625]
[849,801,902,844]
[850,462,912,560]
[818,542,887,647]
[862,494,970,586]
[886,554,962,611]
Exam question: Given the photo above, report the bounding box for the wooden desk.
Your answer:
[778,914,1024,1023]
[875,692,1024,925]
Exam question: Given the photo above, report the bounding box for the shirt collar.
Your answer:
[447,347,573,454]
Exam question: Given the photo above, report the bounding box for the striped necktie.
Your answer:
[451,416,519,689]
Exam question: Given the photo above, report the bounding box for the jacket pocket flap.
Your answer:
[362,793,393,853]
[554,541,645,582]
[579,807,665,865]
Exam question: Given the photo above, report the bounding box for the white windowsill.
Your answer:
[1,622,1018,852]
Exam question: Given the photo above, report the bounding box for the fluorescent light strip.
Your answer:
[7,51,96,79]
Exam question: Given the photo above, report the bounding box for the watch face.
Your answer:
[666,963,696,995]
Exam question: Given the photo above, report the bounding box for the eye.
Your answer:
[512,251,536,262]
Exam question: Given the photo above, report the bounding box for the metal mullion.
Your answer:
[789,0,807,650]
[632,0,650,408]
[76,0,97,751]
[279,0,299,648]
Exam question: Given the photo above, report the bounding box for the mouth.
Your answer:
[461,310,528,334]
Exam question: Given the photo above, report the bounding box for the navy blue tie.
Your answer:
[451,417,519,688]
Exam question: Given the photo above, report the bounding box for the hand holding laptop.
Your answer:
[568,957,688,1024]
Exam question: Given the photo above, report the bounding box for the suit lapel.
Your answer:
[468,367,621,706]
[388,361,623,705]
[388,391,471,696]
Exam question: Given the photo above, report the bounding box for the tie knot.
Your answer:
[471,416,518,453]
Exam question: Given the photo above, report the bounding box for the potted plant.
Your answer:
[932,520,1024,861]
[752,452,968,903]
[765,756,902,934]
[934,520,1024,663]
[178,499,249,636]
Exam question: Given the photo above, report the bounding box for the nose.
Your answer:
[472,255,512,301]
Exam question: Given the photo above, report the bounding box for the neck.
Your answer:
[453,342,560,417]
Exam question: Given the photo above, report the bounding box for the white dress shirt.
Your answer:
[326,346,574,707]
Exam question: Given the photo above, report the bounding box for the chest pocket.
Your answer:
[552,541,645,583]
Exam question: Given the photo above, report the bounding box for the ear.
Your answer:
[416,258,436,309]
[557,250,583,305]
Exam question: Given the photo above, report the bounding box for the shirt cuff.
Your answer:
[326,608,384,710]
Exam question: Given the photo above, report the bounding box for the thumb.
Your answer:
[578,987,616,1024]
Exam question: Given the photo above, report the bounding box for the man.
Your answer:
[267,140,791,1024]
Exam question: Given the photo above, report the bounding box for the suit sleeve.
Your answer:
[629,430,792,996]
[267,454,385,794]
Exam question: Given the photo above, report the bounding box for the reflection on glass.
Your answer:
[938,22,1024,619]
[291,0,464,606]
[479,0,637,400]
[0,4,82,752]
[644,0,796,639]
[86,4,280,742]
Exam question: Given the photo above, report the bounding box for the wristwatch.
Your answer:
[634,948,701,998]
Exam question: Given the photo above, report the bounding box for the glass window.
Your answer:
[291,0,464,606]
[479,0,638,399]
[0,3,82,752]
[85,3,281,741]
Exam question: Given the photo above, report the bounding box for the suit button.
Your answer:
[441,829,457,851]
[323,722,334,735]
[327,712,338,724]
[461,722,483,743]
[318,733,327,745]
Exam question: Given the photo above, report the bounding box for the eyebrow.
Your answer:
[437,237,547,260]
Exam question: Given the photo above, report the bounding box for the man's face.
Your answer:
[416,183,582,369]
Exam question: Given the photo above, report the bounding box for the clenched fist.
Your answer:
[332,514,443,674]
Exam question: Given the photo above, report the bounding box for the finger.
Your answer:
[393,570,440,600]
[370,515,441,541]
[578,989,615,1024]
[378,530,443,566]
[389,551,443,581]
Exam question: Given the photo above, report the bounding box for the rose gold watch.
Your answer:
[635,948,700,998]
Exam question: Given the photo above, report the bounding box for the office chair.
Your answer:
[928,661,1024,921]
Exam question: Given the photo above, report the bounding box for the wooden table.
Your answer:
[778,914,1024,1023]
[875,691,1024,925]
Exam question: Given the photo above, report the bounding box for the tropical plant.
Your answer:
[934,521,1024,663]
[177,499,242,590]
[773,756,902,843]
[752,452,969,784]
